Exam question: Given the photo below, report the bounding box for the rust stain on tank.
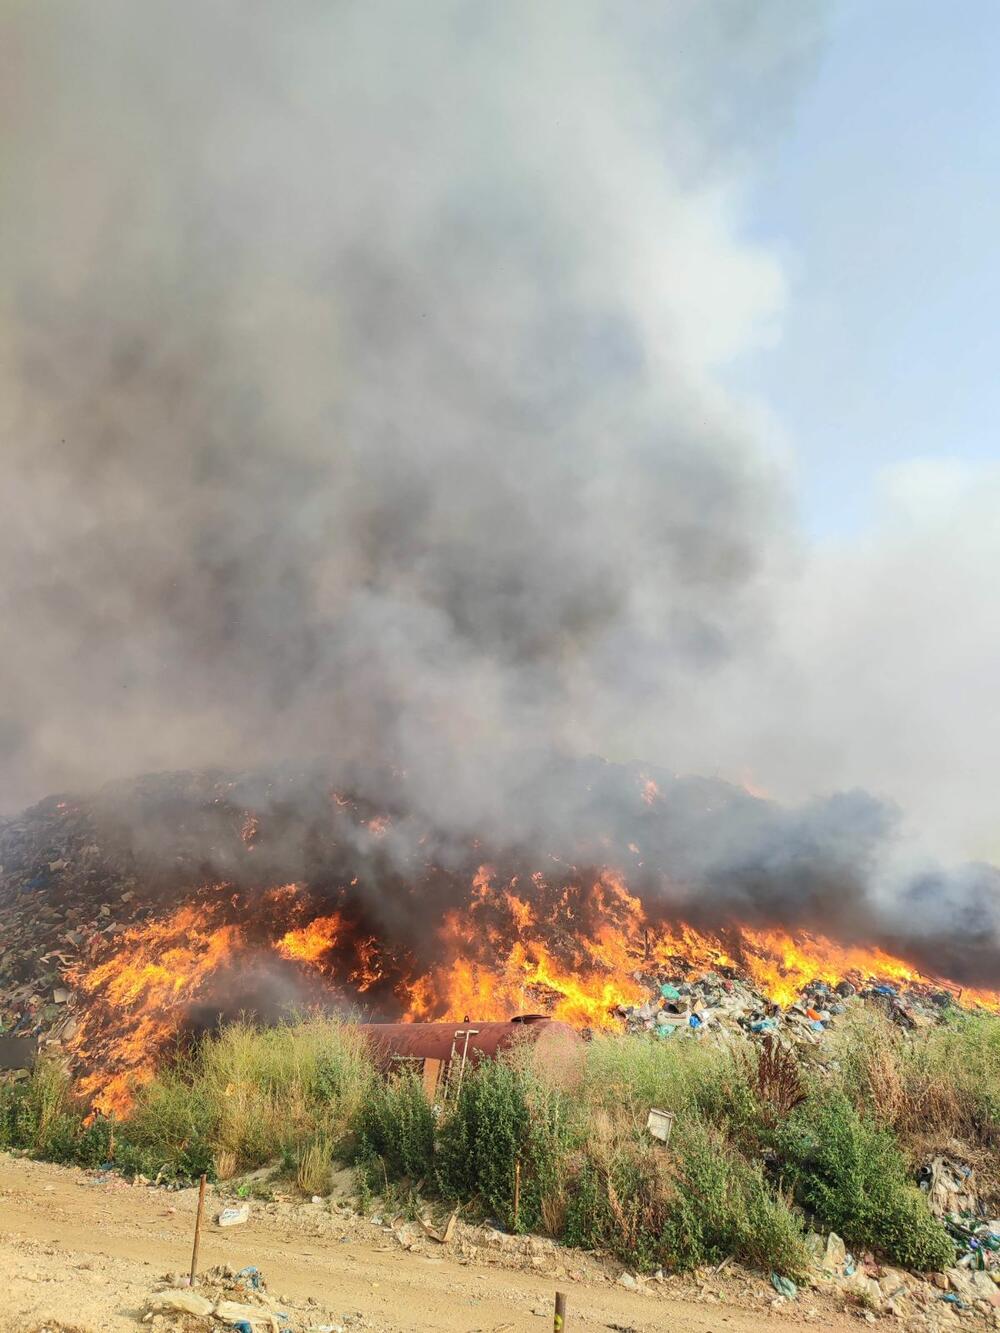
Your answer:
[356,1014,579,1067]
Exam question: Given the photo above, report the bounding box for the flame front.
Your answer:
[64,860,1000,1116]
[67,904,246,1114]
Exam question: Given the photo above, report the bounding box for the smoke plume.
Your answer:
[0,0,814,810]
[3,2,999,974]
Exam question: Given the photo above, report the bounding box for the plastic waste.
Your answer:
[770,1273,797,1300]
[660,983,681,1001]
[217,1204,250,1227]
[146,1290,215,1317]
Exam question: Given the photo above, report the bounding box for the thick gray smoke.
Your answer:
[3,2,999,974]
[0,0,815,821]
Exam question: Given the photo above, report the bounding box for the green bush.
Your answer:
[0,1079,35,1150]
[356,1070,436,1182]
[123,1068,218,1180]
[780,1091,954,1271]
[436,1058,574,1232]
[565,1119,807,1277]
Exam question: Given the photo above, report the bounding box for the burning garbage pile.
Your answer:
[2,760,1000,1114]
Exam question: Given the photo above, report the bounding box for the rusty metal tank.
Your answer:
[356,1014,581,1098]
[357,1013,577,1064]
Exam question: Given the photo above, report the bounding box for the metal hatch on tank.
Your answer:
[355,1014,581,1101]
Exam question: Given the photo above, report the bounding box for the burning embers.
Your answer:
[63,859,1000,1118]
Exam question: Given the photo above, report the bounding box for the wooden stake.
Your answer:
[108,1112,115,1162]
[189,1173,207,1286]
[554,1290,567,1331]
[513,1158,521,1232]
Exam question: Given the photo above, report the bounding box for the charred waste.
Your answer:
[2,757,998,1114]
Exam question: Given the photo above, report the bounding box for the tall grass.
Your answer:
[193,1016,372,1168]
[0,1015,374,1181]
[832,1008,1000,1156]
[8,1008,993,1275]
[580,1032,742,1125]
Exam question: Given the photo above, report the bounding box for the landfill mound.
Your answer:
[0,764,997,1102]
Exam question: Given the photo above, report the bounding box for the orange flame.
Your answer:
[277,913,343,963]
[62,859,1000,1117]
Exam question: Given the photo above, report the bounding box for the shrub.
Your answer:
[781,1091,954,1271]
[124,1068,218,1180]
[436,1057,575,1232]
[0,1078,35,1151]
[356,1070,435,1183]
[565,1118,808,1277]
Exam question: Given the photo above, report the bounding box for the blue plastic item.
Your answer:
[770,1272,797,1300]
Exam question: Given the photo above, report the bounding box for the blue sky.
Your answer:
[735,0,1000,539]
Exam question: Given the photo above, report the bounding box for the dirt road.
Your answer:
[0,1153,864,1332]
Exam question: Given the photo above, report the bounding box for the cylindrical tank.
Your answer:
[355,1015,580,1090]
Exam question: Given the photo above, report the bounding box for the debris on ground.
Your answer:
[145,1264,336,1331]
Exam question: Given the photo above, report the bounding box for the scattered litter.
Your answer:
[144,1265,331,1331]
[218,1203,251,1227]
[770,1273,797,1300]
[146,1288,215,1317]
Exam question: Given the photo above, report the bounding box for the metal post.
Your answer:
[554,1290,567,1331]
[189,1174,207,1286]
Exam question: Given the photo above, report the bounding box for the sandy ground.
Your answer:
[0,1152,889,1333]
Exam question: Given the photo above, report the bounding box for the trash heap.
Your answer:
[0,767,994,1100]
[0,793,151,1071]
[146,1264,340,1332]
[0,771,269,1079]
[919,1155,1000,1300]
[800,1226,1000,1319]
[615,967,963,1050]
